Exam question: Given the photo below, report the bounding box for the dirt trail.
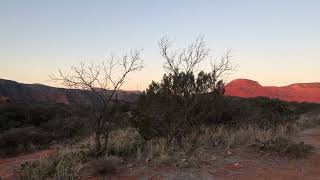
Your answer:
[0,149,56,180]
[213,127,320,180]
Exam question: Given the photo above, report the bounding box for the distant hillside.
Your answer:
[0,79,140,104]
[225,79,320,103]
[2,78,320,104]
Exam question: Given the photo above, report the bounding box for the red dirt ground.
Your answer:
[2,127,320,180]
[0,149,56,180]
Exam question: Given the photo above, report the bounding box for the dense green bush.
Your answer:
[133,71,225,146]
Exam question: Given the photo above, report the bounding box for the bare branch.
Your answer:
[211,49,235,80]
[50,49,143,155]
[158,35,209,74]
[158,37,181,72]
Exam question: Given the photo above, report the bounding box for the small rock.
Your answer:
[211,155,217,161]
[145,158,151,164]
[209,168,217,174]
[79,159,118,176]
[181,158,187,162]
[232,162,242,169]
[226,150,232,155]
[49,140,57,145]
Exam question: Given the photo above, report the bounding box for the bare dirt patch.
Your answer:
[0,149,56,180]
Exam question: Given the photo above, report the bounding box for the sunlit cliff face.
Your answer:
[225,79,320,103]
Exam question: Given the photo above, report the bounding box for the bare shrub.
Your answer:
[51,50,143,155]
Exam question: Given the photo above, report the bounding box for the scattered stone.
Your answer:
[226,150,232,155]
[145,158,151,164]
[232,162,242,169]
[127,164,134,168]
[211,155,217,161]
[208,168,217,174]
[225,162,242,170]
[49,140,57,146]
[79,159,118,177]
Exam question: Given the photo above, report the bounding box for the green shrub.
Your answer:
[133,71,225,146]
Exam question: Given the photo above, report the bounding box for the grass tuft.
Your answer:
[253,136,314,158]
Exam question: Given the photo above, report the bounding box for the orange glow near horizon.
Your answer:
[1,1,320,89]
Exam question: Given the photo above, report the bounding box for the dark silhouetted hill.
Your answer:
[0,79,139,104]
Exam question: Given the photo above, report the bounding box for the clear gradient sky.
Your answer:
[1,0,320,90]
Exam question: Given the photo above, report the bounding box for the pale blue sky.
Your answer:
[1,0,320,90]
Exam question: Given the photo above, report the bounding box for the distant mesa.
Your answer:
[225,79,320,103]
[0,79,139,104]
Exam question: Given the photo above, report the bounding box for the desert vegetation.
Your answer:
[1,36,320,179]
[0,103,88,156]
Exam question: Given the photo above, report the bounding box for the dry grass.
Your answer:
[106,123,302,159]
[16,121,312,179]
[100,123,303,162]
[296,112,320,129]
[18,147,91,180]
[108,128,144,157]
[183,123,299,150]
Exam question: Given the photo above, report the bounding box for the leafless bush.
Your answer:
[51,50,143,155]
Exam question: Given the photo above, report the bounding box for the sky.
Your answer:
[1,0,320,90]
